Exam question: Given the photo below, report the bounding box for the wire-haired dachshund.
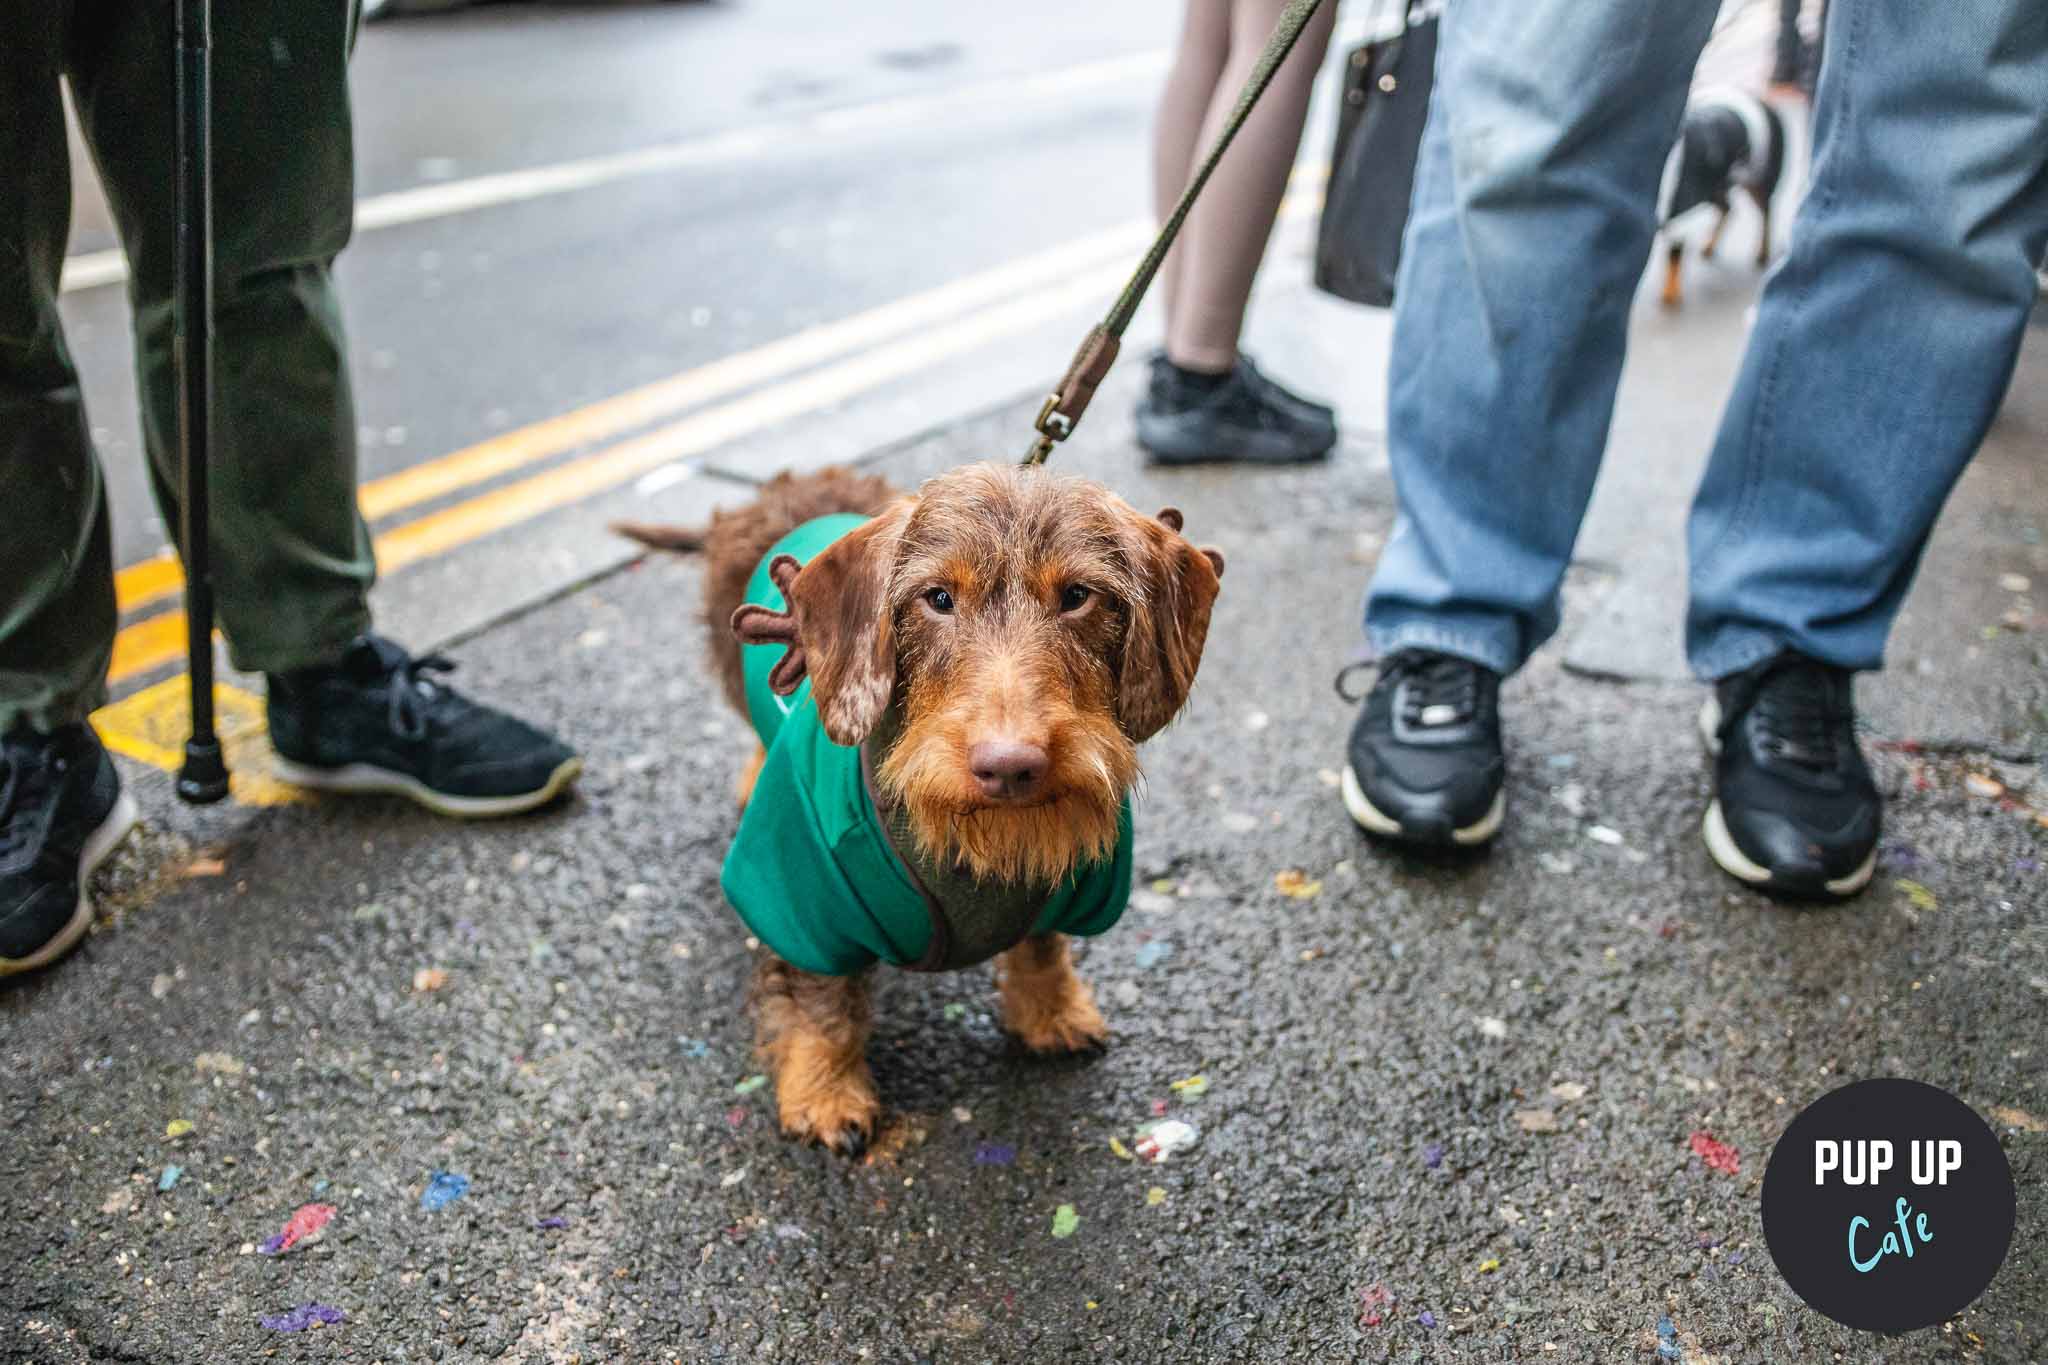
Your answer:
[619,462,1223,1153]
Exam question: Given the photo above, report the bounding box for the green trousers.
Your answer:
[0,1,376,734]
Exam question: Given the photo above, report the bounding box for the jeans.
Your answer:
[1363,0,2048,681]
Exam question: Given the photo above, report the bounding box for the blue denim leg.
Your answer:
[1365,0,1720,676]
[1686,1,2048,679]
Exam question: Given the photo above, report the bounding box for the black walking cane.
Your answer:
[174,0,230,804]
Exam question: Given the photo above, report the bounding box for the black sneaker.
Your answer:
[1341,650,1506,846]
[1,725,139,976]
[267,635,581,818]
[1700,653,1879,898]
[1136,355,1337,465]
[1236,354,1336,427]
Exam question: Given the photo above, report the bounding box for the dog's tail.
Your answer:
[613,520,708,554]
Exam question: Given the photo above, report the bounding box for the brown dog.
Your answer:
[618,462,1223,1153]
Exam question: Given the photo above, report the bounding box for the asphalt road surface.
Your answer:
[12,1,2046,1361]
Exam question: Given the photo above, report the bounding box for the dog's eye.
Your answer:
[1059,584,1092,613]
[924,587,955,615]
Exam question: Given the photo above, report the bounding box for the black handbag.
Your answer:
[1313,3,1440,307]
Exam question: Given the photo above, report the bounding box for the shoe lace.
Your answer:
[1738,659,1845,772]
[1388,652,1482,727]
[1335,652,1481,720]
[382,652,459,742]
[0,742,54,861]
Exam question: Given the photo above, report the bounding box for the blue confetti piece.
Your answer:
[973,1142,1016,1166]
[311,1179,330,1196]
[1135,940,1173,969]
[260,1302,345,1332]
[1418,1310,1437,1329]
[419,1171,470,1212]
[1423,1143,1444,1170]
[678,1037,710,1059]
[1727,1251,1745,1266]
[535,1215,569,1230]
[1657,1344,1681,1361]
[1657,1316,1677,1339]
[157,1165,183,1192]
[1545,753,1578,770]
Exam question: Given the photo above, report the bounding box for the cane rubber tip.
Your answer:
[176,739,231,805]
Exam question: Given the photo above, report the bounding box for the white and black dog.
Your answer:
[1656,87,1787,307]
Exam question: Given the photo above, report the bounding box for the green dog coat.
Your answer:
[720,514,1132,977]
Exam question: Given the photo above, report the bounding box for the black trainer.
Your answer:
[1701,653,1879,898]
[1,724,139,976]
[1135,353,1337,466]
[267,635,581,818]
[1341,650,1506,846]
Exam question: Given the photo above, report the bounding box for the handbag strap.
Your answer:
[1023,0,1329,465]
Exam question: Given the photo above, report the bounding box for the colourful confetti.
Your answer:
[1273,869,1323,899]
[260,1203,336,1255]
[260,1303,345,1333]
[1145,1187,1167,1206]
[1688,1131,1740,1175]
[973,1142,1016,1166]
[1359,1283,1395,1327]
[164,1119,194,1140]
[1107,1137,1133,1161]
[734,1074,768,1095]
[1477,1257,1501,1274]
[1423,1142,1444,1170]
[1134,1119,1200,1164]
[419,1171,470,1212]
[678,1038,710,1059]
[157,1166,183,1193]
[1418,1310,1437,1329]
[1169,1074,1209,1100]
[1134,940,1173,969]
[1050,1204,1080,1239]
[1896,879,1938,911]
[535,1216,569,1230]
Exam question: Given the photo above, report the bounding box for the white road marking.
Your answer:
[58,48,1169,295]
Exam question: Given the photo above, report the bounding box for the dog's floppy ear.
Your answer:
[1115,505,1224,743]
[732,498,913,745]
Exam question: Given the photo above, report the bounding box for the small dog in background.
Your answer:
[619,463,1223,1153]
[1657,87,1787,308]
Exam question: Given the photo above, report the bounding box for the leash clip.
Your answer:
[1022,392,1072,466]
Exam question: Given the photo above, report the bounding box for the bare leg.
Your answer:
[1154,0,1232,324]
[996,934,1108,1053]
[753,956,879,1154]
[1162,0,1339,371]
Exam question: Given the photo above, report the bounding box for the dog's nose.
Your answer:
[969,740,1049,800]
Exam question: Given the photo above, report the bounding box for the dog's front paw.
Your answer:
[776,1068,881,1156]
[1003,981,1110,1055]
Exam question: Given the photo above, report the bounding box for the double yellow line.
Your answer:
[109,175,1323,688]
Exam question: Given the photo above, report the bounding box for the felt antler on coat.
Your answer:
[729,555,811,696]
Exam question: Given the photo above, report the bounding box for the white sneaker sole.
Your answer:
[270,755,582,819]
[1697,697,1874,897]
[0,790,140,977]
[1341,765,1504,846]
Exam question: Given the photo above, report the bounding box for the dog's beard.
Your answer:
[877,725,1135,885]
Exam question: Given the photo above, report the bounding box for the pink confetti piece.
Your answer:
[259,1203,336,1255]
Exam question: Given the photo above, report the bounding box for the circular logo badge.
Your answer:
[1762,1078,2016,1333]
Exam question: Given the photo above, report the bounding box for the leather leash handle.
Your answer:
[1024,0,1329,465]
